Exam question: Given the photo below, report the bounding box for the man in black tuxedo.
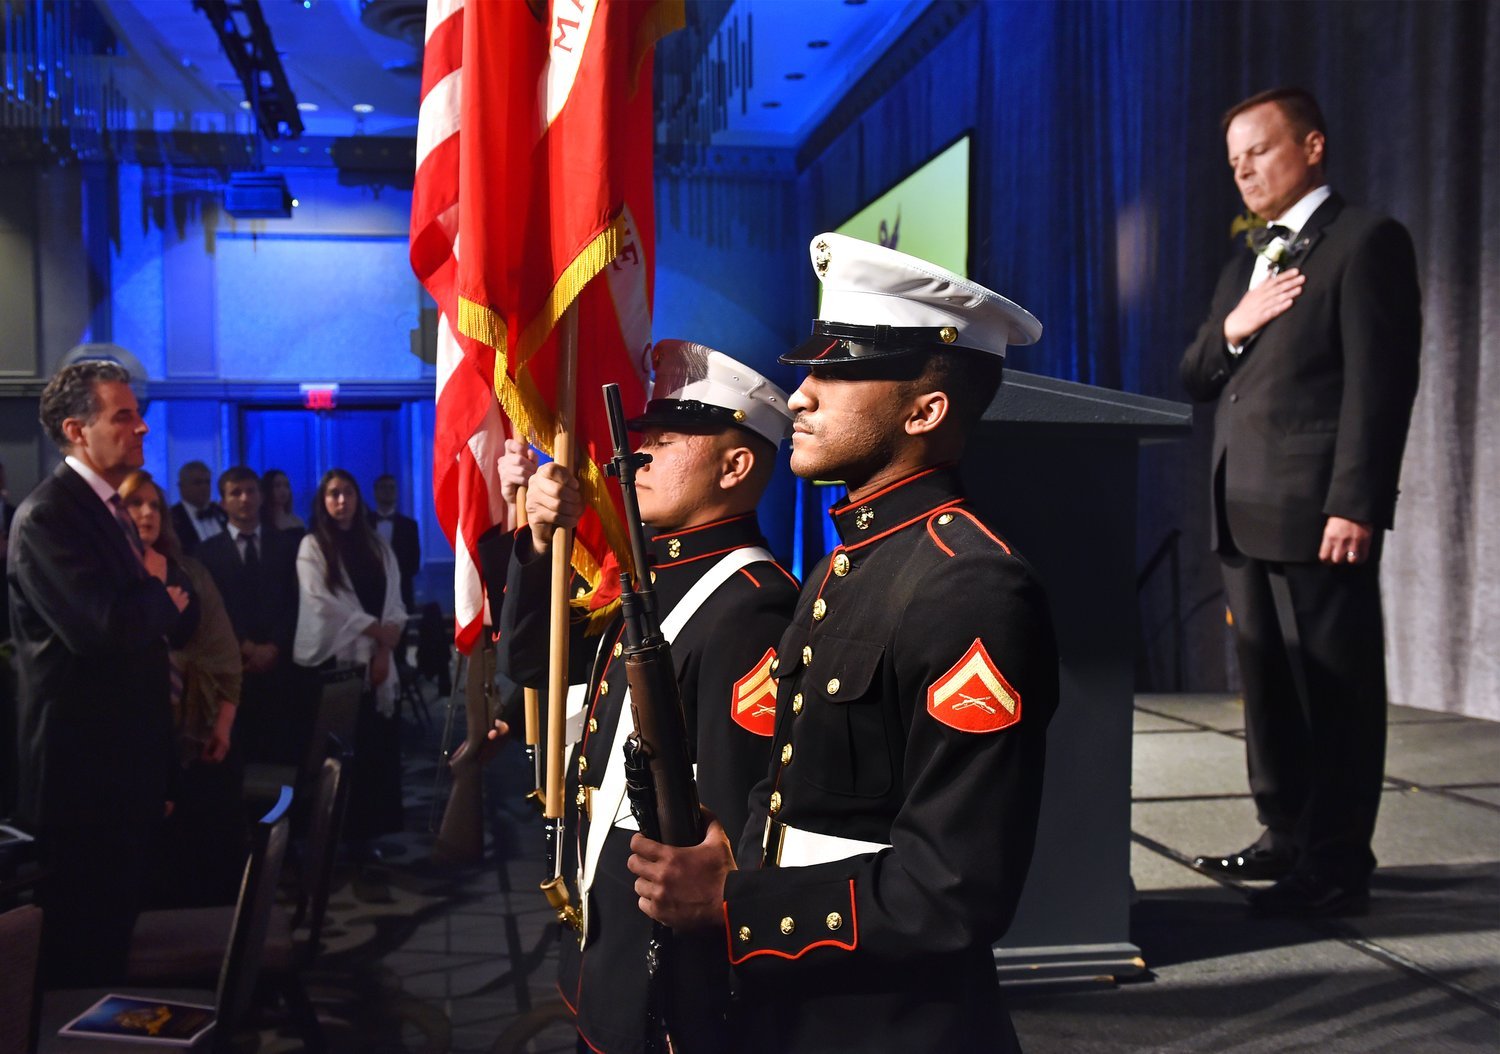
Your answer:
[170,459,227,556]
[10,360,192,984]
[370,473,420,611]
[1181,88,1421,917]
[197,466,303,766]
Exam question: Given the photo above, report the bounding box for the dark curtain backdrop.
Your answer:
[780,0,1494,716]
[656,0,1494,716]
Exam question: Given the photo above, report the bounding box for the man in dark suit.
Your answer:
[1180,88,1421,917]
[197,466,303,766]
[10,360,192,984]
[370,473,420,611]
[170,459,227,556]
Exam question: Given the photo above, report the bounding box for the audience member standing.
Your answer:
[9,361,192,984]
[197,466,302,767]
[261,467,306,537]
[121,470,245,907]
[295,469,407,849]
[1181,88,1421,917]
[370,473,420,611]
[170,460,227,556]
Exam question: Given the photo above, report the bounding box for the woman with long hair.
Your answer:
[294,468,407,846]
[119,469,244,906]
[260,468,305,536]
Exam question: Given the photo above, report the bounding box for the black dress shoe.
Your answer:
[1246,871,1370,919]
[1192,844,1295,881]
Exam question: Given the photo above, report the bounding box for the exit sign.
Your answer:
[300,383,339,410]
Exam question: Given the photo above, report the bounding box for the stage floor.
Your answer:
[253,693,1499,1052]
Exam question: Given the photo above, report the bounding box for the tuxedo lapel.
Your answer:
[1285,192,1344,273]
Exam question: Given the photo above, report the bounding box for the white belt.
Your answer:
[770,820,891,868]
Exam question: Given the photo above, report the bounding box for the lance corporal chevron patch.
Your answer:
[732,647,779,737]
[926,638,1020,733]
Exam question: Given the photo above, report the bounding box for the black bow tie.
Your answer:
[1247,224,1293,254]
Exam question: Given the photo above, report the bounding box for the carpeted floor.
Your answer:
[236,691,1499,1053]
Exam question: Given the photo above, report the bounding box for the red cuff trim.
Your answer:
[724,879,858,964]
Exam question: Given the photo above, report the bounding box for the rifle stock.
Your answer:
[432,637,496,865]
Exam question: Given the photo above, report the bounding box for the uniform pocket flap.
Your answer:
[813,638,884,704]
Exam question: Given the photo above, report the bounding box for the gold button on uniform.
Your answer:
[825,912,843,931]
[937,512,954,525]
[587,717,598,734]
[791,693,804,715]
[802,645,813,666]
[613,642,623,658]
[599,679,609,696]
[770,658,779,674]
[738,925,752,943]
[812,598,827,621]
[769,791,782,814]
[826,678,841,695]
[575,787,587,808]
[780,916,796,935]
[781,743,793,765]
[667,538,682,559]
[578,756,589,775]
[833,552,850,577]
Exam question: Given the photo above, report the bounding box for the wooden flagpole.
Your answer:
[515,486,544,803]
[544,304,579,819]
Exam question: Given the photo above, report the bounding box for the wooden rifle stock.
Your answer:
[432,636,495,865]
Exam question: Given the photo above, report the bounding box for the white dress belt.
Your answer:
[769,820,892,868]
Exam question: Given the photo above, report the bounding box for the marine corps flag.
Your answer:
[412,0,678,651]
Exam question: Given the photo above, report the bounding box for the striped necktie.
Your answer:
[109,494,146,557]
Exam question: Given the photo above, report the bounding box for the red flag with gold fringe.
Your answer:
[455,0,678,599]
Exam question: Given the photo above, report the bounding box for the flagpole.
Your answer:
[514,486,544,804]
[544,303,579,820]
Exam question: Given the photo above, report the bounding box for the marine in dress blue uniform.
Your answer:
[629,235,1060,1053]
[495,342,799,1053]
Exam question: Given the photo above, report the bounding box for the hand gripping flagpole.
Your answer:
[540,302,581,932]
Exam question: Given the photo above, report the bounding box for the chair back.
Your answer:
[300,663,364,781]
[0,904,42,1054]
[214,785,293,1041]
[300,755,350,954]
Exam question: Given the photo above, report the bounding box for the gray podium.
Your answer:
[957,369,1192,983]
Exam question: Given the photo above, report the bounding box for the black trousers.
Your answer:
[1219,552,1388,884]
[38,819,156,986]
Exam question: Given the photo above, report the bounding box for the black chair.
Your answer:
[122,759,349,1051]
[243,662,363,813]
[38,785,294,1052]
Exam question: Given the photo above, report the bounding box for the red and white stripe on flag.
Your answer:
[410,0,505,655]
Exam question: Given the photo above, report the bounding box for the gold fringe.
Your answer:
[514,217,628,372]
[631,0,685,97]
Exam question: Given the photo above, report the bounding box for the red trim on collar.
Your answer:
[843,498,964,553]
[650,511,757,542]
[833,464,946,517]
[654,542,765,570]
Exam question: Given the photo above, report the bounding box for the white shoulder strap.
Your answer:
[578,545,772,945]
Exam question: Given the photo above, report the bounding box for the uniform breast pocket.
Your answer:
[802,637,891,799]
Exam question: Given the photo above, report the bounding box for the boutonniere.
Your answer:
[1246,226,1311,274]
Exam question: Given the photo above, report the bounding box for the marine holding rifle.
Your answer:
[494,340,798,1053]
[627,235,1061,1053]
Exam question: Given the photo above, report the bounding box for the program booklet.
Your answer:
[57,993,216,1046]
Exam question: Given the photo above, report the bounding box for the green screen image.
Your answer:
[834,135,970,277]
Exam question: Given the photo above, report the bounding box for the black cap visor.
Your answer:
[625,399,741,434]
[780,320,988,367]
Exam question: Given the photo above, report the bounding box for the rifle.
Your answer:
[602,382,705,848]
[431,635,498,866]
[603,382,705,1054]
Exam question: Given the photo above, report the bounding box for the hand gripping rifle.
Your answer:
[602,383,705,1053]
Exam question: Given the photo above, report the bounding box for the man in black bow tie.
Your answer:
[169,460,227,556]
[1181,88,1421,917]
[369,474,420,611]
